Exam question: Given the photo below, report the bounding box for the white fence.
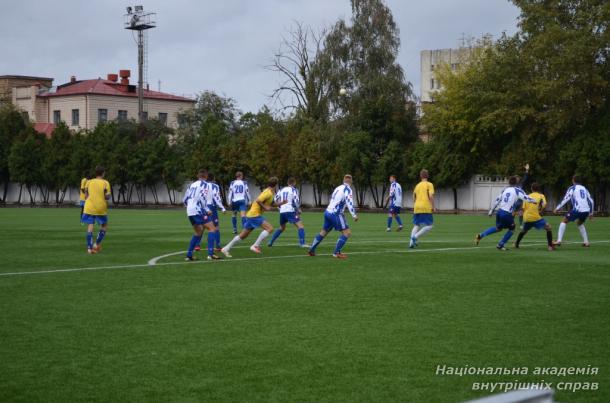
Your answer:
[3,175,586,212]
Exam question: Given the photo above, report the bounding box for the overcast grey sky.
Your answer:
[1,0,521,112]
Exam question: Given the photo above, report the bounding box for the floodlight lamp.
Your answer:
[134,5,144,12]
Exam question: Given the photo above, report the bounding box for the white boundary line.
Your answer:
[1,240,608,278]
[145,239,458,265]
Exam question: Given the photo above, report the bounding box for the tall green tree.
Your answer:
[320,0,419,206]
[0,104,28,202]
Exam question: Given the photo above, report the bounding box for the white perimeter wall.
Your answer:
[3,175,587,212]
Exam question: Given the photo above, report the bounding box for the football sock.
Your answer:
[269,229,283,246]
[96,230,106,245]
[546,230,553,246]
[207,232,215,256]
[215,229,221,247]
[411,225,420,238]
[231,216,237,231]
[578,225,589,244]
[415,225,433,239]
[297,228,305,245]
[557,222,567,242]
[387,217,392,229]
[310,234,324,252]
[396,215,403,226]
[187,235,202,258]
[480,226,498,238]
[499,230,513,247]
[86,232,94,249]
[515,231,526,247]
[334,235,348,254]
[254,230,270,247]
[224,235,242,252]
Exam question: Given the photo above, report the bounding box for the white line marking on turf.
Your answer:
[145,240,458,265]
[1,240,608,278]
[147,251,186,266]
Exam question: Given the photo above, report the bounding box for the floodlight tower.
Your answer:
[124,6,156,123]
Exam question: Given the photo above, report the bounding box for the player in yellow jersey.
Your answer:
[79,171,90,221]
[82,166,111,254]
[409,169,436,248]
[514,182,554,251]
[221,177,286,257]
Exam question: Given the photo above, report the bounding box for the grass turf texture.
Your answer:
[0,208,608,402]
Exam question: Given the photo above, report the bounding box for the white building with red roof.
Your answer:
[12,70,195,134]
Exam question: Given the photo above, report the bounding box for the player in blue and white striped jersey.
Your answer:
[228,171,251,234]
[205,173,226,251]
[553,175,594,247]
[475,175,536,251]
[308,174,358,259]
[182,169,220,261]
[267,177,307,247]
[385,175,404,232]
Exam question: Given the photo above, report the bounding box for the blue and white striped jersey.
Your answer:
[326,183,357,217]
[490,186,535,214]
[228,179,250,203]
[183,179,211,216]
[556,184,593,213]
[389,181,403,207]
[275,186,300,213]
[207,182,226,211]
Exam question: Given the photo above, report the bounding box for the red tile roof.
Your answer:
[38,78,195,102]
[33,123,56,138]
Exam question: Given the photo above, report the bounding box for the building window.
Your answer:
[21,111,29,121]
[98,109,108,123]
[451,63,459,70]
[118,110,128,121]
[158,112,168,125]
[430,78,435,89]
[430,64,435,71]
[142,111,148,120]
[71,109,79,126]
[177,114,187,128]
[53,110,61,124]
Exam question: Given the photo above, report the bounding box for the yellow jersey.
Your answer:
[84,178,111,216]
[413,180,435,213]
[79,178,89,201]
[523,191,546,223]
[246,188,274,218]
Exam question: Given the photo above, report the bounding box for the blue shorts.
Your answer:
[231,200,247,212]
[208,205,220,226]
[413,213,433,226]
[323,212,349,232]
[523,219,548,231]
[566,210,589,223]
[389,206,401,215]
[244,216,266,230]
[495,210,515,230]
[189,214,212,226]
[81,214,108,225]
[280,212,301,225]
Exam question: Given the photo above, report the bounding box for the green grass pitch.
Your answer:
[0,208,608,402]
